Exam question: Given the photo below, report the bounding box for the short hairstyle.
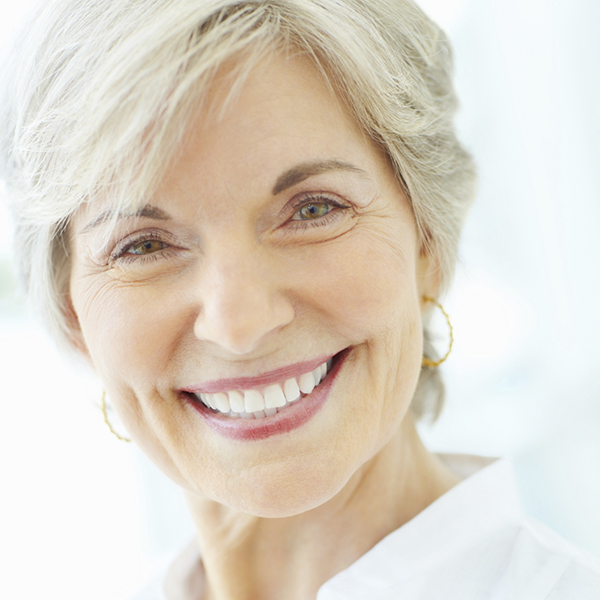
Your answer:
[0,0,476,420]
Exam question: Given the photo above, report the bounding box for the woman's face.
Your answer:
[69,52,437,516]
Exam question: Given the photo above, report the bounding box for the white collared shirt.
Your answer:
[132,457,600,599]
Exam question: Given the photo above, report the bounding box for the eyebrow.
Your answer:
[80,205,171,234]
[272,159,369,195]
[80,160,367,232]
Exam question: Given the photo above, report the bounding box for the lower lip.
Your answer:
[184,349,350,441]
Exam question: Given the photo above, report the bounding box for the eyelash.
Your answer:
[287,194,350,230]
[110,195,350,264]
[111,231,175,264]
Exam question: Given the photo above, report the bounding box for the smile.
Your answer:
[194,358,332,419]
[183,349,349,440]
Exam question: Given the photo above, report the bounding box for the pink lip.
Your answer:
[184,354,335,394]
[183,348,350,441]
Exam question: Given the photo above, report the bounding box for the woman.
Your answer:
[1,0,599,598]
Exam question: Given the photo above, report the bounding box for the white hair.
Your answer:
[0,0,476,420]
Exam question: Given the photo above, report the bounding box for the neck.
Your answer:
[185,415,459,600]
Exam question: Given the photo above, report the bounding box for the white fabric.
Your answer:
[131,457,600,599]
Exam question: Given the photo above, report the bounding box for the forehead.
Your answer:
[74,50,391,229]
[156,52,382,200]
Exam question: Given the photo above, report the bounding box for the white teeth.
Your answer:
[312,366,322,386]
[298,371,315,394]
[204,393,219,410]
[214,392,230,413]
[264,383,286,408]
[244,389,265,412]
[283,378,301,403]
[229,390,246,413]
[195,357,335,419]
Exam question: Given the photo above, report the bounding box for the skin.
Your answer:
[68,51,460,599]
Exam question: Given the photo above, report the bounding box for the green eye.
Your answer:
[295,203,332,220]
[128,239,166,255]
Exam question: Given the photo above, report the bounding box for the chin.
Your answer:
[225,482,349,519]
[206,458,357,519]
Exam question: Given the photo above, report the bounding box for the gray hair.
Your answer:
[0,0,476,420]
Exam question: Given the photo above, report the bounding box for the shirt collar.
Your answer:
[316,457,522,599]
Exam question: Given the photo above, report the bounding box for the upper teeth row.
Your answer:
[195,359,331,419]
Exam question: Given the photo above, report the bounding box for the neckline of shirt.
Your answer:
[317,457,520,597]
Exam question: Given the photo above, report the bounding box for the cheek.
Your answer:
[296,227,420,334]
[71,276,189,381]
[292,226,424,440]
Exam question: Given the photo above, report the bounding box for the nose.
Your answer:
[193,249,295,355]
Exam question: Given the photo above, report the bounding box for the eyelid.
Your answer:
[278,194,353,236]
[289,191,349,208]
[286,194,350,225]
[111,229,172,261]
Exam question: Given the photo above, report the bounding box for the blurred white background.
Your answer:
[1,0,599,598]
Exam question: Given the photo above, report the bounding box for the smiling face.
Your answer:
[69,51,437,517]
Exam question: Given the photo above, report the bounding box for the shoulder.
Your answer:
[420,458,600,600]
[505,517,600,599]
[395,515,600,600]
[437,457,600,599]
[317,457,600,600]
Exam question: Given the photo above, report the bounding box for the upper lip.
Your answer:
[183,353,337,394]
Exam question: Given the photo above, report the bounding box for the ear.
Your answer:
[62,295,94,365]
[417,243,442,305]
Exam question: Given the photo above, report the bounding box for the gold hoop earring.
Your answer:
[101,390,131,443]
[422,295,453,368]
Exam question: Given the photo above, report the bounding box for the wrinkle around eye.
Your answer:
[272,213,360,247]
